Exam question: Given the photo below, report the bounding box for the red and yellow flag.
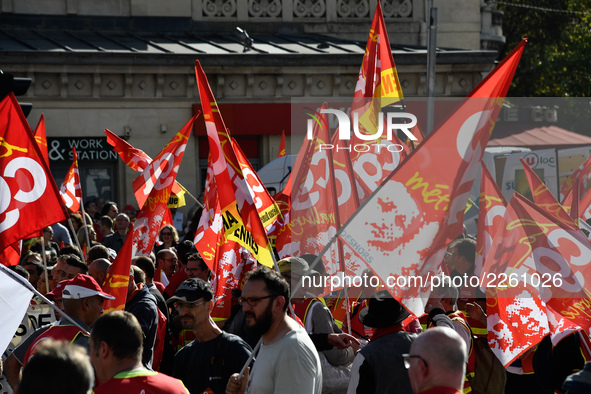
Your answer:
[59,147,82,213]
[0,94,69,250]
[102,222,134,313]
[195,61,274,267]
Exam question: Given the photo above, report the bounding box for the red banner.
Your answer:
[103,222,134,313]
[59,147,82,212]
[131,116,196,255]
[195,61,274,267]
[32,114,49,167]
[0,94,69,250]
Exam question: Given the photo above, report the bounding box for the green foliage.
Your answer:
[498,0,591,97]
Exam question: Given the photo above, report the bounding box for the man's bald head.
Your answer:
[88,258,111,287]
[408,327,466,392]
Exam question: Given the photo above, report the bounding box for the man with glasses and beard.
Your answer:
[171,278,251,394]
[226,267,322,394]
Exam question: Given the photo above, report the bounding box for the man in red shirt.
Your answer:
[405,327,466,394]
[90,311,189,393]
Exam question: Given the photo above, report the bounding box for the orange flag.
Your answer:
[0,94,69,250]
[131,116,196,255]
[278,130,286,158]
[59,147,82,213]
[33,114,50,167]
[195,60,274,267]
[102,222,134,313]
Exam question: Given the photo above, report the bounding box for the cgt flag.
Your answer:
[0,94,69,250]
[195,60,274,267]
[318,40,526,317]
[107,128,186,206]
[131,116,196,256]
[59,147,83,212]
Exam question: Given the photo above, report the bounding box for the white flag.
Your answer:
[0,265,34,355]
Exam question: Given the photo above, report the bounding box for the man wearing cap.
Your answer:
[22,274,115,365]
[347,290,417,394]
[226,267,322,394]
[171,278,252,394]
[90,311,189,393]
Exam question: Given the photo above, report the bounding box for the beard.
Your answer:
[245,302,274,337]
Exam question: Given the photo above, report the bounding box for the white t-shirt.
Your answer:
[245,326,322,394]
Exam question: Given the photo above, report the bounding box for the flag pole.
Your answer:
[0,264,89,334]
[67,218,86,264]
[79,196,91,254]
[177,182,204,209]
[41,236,50,294]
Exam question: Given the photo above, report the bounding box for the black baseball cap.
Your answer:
[166,278,213,304]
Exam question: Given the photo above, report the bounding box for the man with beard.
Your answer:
[171,278,251,394]
[226,267,322,394]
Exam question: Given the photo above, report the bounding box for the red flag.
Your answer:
[102,222,134,313]
[270,175,292,258]
[482,193,591,363]
[278,131,286,158]
[108,129,184,198]
[105,129,152,172]
[324,40,526,317]
[348,1,406,198]
[194,150,256,321]
[0,94,69,250]
[59,147,82,213]
[474,162,507,276]
[131,116,196,255]
[0,241,22,267]
[195,60,274,267]
[520,157,577,227]
[33,114,50,167]
[290,104,341,277]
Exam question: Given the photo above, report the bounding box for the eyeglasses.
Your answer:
[162,258,178,263]
[185,267,201,273]
[402,354,429,370]
[445,251,457,257]
[174,300,207,310]
[162,232,172,236]
[238,294,278,307]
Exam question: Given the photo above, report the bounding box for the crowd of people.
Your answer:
[3,200,591,394]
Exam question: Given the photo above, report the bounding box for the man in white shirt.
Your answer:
[226,267,322,394]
